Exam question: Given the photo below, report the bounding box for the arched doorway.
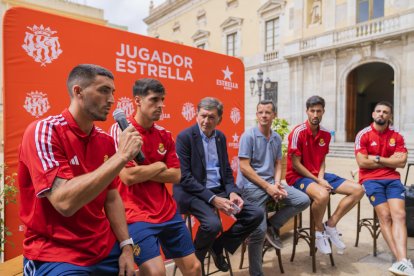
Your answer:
[345,62,394,142]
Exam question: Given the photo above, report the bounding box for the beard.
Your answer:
[309,118,320,125]
[374,117,387,126]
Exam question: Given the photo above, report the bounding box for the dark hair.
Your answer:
[374,101,393,114]
[257,100,276,113]
[306,95,325,109]
[133,78,165,97]
[197,97,224,117]
[66,64,114,97]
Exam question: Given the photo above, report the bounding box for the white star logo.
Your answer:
[222,66,233,81]
[232,133,239,143]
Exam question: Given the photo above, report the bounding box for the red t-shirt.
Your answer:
[286,121,331,185]
[18,109,117,266]
[355,123,407,183]
[109,117,179,224]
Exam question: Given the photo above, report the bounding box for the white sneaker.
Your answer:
[389,259,414,276]
[315,231,331,255]
[404,259,414,269]
[324,222,346,250]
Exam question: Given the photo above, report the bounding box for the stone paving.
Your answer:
[169,157,414,276]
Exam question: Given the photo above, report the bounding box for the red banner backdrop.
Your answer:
[2,7,244,260]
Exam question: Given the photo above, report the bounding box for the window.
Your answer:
[221,17,242,57]
[265,18,279,52]
[226,33,237,56]
[357,0,384,23]
[192,30,209,50]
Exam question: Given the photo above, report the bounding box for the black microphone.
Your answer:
[112,108,145,163]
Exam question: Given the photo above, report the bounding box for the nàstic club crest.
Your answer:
[22,25,63,66]
[23,91,51,117]
[117,97,135,117]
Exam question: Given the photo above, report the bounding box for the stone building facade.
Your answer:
[144,0,414,143]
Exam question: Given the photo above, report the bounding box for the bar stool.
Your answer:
[351,169,381,256]
[404,163,414,186]
[238,201,284,273]
[290,197,335,273]
[173,211,234,276]
[204,209,234,276]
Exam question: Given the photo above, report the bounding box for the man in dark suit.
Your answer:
[174,97,263,272]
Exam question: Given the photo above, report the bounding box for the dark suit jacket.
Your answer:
[173,123,240,212]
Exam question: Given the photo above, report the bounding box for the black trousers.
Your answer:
[189,191,263,262]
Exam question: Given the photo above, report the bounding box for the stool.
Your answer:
[354,200,381,256]
[204,209,234,276]
[173,211,234,276]
[238,202,284,273]
[290,197,335,273]
[351,169,381,256]
[404,163,414,186]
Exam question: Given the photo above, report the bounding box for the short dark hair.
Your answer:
[133,78,165,97]
[257,100,276,113]
[197,97,224,117]
[306,95,325,110]
[374,101,393,114]
[66,64,114,98]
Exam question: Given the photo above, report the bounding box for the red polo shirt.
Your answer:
[286,121,331,185]
[110,117,179,224]
[355,123,407,183]
[18,109,117,266]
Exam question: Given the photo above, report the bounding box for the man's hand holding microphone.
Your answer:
[113,109,144,164]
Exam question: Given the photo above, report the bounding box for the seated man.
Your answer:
[174,97,263,272]
[286,95,364,254]
[19,64,141,275]
[110,78,201,275]
[237,100,310,276]
[355,101,414,276]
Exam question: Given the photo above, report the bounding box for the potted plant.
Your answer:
[0,164,18,254]
[266,118,296,235]
[271,117,290,180]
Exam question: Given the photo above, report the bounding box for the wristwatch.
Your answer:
[374,155,380,163]
[120,237,134,249]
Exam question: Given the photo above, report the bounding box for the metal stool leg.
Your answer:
[290,213,299,262]
[238,240,247,269]
[290,198,335,273]
[204,209,234,276]
[327,197,335,267]
[355,200,361,247]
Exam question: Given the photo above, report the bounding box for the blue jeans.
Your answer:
[242,184,310,276]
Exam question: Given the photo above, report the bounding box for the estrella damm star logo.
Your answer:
[103,155,109,162]
[157,143,166,155]
[389,138,396,147]
[370,196,375,202]
[300,183,305,190]
[319,138,325,146]
[133,244,141,257]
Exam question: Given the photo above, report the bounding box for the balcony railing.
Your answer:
[264,50,279,61]
[334,14,400,43]
[284,9,414,58]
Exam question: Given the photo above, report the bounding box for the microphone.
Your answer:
[112,109,145,163]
